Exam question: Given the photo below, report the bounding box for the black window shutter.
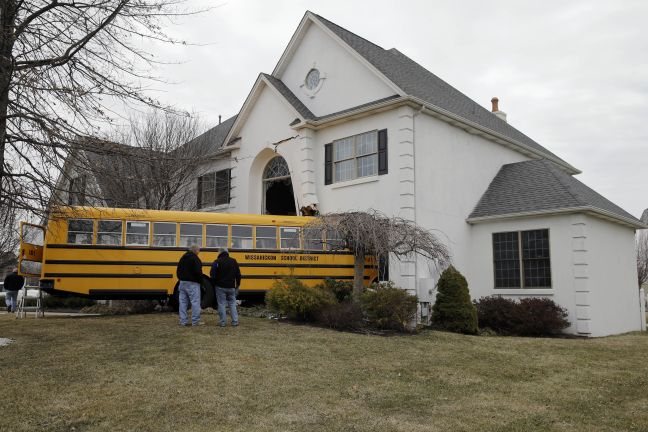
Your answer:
[227,169,232,203]
[324,143,333,185]
[378,129,388,175]
[196,176,203,209]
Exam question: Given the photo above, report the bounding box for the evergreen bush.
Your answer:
[360,281,418,331]
[431,266,478,334]
[473,296,519,334]
[266,277,336,321]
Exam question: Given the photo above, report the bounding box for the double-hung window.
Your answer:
[97,220,122,245]
[325,129,388,184]
[492,229,551,289]
[197,169,231,208]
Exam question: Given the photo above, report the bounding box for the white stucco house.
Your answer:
[63,12,645,336]
[187,11,648,336]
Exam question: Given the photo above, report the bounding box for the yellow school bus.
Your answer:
[18,207,377,303]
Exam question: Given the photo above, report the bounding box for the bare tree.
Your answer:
[306,210,451,298]
[0,190,19,269]
[82,110,206,210]
[0,1,206,215]
[638,231,648,289]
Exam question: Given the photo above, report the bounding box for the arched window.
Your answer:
[262,156,295,216]
[263,156,290,181]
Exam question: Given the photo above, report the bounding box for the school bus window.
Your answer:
[180,223,202,247]
[153,222,176,247]
[303,228,324,251]
[206,224,228,248]
[256,226,277,249]
[231,225,252,249]
[97,220,122,245]
[325,229,345,251]
[280,227,300,249]
[67,219,93,244]
[126,221,150,246]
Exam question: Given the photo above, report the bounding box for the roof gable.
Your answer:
[311,13,577,173]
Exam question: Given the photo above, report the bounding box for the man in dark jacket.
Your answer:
[210,248,241,327]
[3,268,24,313]
[176,245,204,326]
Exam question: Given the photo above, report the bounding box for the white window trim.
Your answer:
[97,219,123,246]
[332,130,379,183]
[152,222,177,248]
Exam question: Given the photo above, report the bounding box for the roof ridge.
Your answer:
[313,13,387,52]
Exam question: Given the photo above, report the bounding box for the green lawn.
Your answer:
[1,312,648,432]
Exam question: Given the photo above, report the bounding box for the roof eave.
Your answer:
[467,206,647,229]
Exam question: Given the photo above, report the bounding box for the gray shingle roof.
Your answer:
[468,159,644,227]
[183,115,238,154]
[262,74,315,120]
[313,14,572,170]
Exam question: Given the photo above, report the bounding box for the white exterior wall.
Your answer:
[228,84,307,214]
[583,215,643,336]
[469,214,643,337]
[279,23,396,117]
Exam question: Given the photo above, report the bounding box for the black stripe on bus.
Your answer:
[45,244,353,255]
[44,259,364,269]
[89,289,169,296]
[43,273,370,280]
[44,273,173,279]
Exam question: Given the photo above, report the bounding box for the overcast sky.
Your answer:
[146,0,647,218]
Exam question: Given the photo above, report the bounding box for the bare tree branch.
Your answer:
[306,210,451,297]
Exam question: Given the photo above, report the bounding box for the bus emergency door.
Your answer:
[19,222,45,277]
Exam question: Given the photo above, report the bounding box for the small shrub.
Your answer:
[315,301,363,330]
[360,281,417,331]
[473,296,519,335]
[318,278,353,302]
[516,298,569,336]
[474,296,570,337]
[431,266,478,335]
[265,277,336,321]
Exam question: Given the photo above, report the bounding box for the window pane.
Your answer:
[206,224,228,237]
[180,223,202,247]
[232,225,253,249]
[200,173,215,208]
[126,221,149,246]
[334,159,355,182]
[206,224,228,248]
[356,154,377,178]
[304,228,324,251]
[325,229,345,250]
[153,222,176,247]
[256,226,277,249]
[280,227,300,249]
[214,170,230,205]
[334,138,354,161]
[67,219,93,244]
[522,229,551,287]
[154,222,176,235]
[492,232,520,288]
[355,131,377,156]
[97,220,122,245]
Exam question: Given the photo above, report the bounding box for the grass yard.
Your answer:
[1,312,648,432]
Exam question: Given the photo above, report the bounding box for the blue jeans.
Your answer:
[5,291,18,312]
[216,287,238,326]
[178,281,201,325]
